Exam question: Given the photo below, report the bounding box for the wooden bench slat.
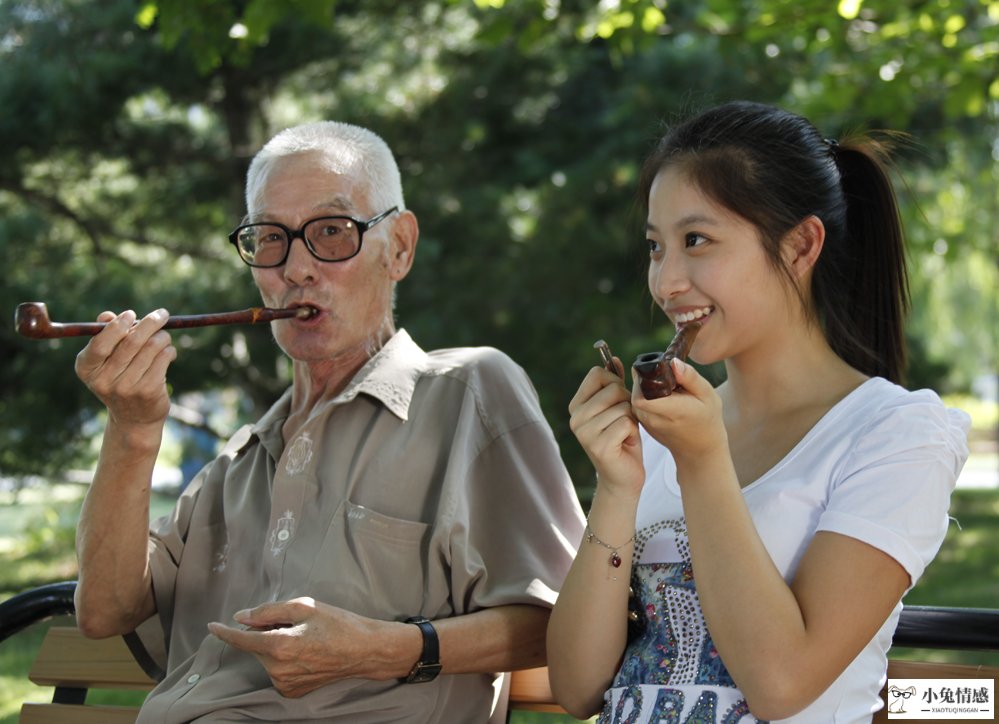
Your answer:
[508,667,566,712]
[28,628,154,690]
[508,666,554,704]
[20,627,999,722]
[872,661,999,724]
[886,659,999,679]
[20,703,141,724]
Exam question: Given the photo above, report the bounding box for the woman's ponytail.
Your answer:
[814,139,910,383]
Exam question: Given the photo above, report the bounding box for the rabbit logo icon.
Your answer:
[888,685,916,714]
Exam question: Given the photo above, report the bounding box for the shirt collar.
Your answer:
[252,328,427,449]
[328,328,427,422]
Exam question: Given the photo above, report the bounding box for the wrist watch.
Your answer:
[403,616,442,683]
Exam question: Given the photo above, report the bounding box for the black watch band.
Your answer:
[403,616,442,684]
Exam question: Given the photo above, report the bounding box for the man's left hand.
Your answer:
[207,597,416,698]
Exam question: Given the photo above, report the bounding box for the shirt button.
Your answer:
[187,674,200,684]
[277,530,290,541]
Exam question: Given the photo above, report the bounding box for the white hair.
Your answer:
[245,121,405,215]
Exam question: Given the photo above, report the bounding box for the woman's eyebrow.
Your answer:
[673,213,719,230]
[646,213,720,233]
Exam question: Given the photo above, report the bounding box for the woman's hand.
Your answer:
[631,358,727,469]
[568,360,644,497]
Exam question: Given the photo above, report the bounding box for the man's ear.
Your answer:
[388,210,419,281]
[783,215,825,279]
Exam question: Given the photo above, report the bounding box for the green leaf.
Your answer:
[135,2,157,29]
[838,0,863,20]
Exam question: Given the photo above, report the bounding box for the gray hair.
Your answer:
[245,121,405,215]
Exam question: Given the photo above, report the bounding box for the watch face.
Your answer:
[407,662,442,683]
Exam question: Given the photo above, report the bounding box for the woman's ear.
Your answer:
[783,215,825,279]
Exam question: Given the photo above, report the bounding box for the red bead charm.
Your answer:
[610,552,622,568]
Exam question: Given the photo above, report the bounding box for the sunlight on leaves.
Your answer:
[640,6,665,32]
[135,2,157,29]
[838,0,863,20]
[944,14,967,33]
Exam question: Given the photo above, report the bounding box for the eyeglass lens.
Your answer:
[235,217,360,266]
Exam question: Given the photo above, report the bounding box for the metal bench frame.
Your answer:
[2,581,997,721]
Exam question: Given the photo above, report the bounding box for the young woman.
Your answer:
[546,101,970,723]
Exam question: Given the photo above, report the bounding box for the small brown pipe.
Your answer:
[632,322,702,399]
[14,302,316,339]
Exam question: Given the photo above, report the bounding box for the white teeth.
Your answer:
[675,307,712,324]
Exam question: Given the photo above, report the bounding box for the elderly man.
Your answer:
[73,121,585,722]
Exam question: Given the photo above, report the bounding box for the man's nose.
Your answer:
[282,234,317,283]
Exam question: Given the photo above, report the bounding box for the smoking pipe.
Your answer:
[14,302,316,339]
[632,322,702,399]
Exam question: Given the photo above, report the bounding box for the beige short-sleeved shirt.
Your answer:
[134,330,585,723]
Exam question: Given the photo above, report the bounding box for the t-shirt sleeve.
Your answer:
[444,355,586,612]
[816,393,970,587]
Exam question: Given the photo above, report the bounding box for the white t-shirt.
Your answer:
[599,377,970,723]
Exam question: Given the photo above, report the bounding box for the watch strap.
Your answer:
[404,616,441,683]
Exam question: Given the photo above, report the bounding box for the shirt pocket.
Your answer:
[306,499,430,618]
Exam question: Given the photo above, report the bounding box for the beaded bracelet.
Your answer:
[584,522,635,580]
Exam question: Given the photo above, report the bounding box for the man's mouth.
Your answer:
[289,304,321,320]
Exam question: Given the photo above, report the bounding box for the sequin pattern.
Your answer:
[597,519,766,724]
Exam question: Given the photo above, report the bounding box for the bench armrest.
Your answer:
[0,581,76,644]
[893,605,999,652]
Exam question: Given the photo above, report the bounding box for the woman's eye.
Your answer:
[685,232,707,248]
[647,238,662,254]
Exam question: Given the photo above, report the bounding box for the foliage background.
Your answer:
[0,0,996,720]
[1,0,996,492]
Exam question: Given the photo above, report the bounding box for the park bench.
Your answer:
[1,581,997,723]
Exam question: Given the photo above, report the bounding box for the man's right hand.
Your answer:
[74,308,173,639]
[74,309,177,427]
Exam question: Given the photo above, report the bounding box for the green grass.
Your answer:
[510,713,585,723]
[1,483,994,721]
[0,622,51,724]
[893,487,999,668]
[0,485,174,724]
[907,488,999,608]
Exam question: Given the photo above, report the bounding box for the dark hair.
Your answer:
[638,101,910,383]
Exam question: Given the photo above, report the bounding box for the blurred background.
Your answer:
[0,0,996,720]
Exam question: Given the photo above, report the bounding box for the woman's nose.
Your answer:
[651,257,690,299]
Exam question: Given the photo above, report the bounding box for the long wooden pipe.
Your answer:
[14,302,316,339]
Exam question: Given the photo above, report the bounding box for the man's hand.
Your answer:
[207,598,419,698]
[75,308,176,429]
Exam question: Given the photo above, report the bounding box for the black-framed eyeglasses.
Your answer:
[229,207,398,268]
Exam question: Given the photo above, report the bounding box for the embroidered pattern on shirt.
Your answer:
[597,519,763,723]
[269,509,296,556]
[284,432,313,475]
[600,686,758,723]
[212,541,229,573]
